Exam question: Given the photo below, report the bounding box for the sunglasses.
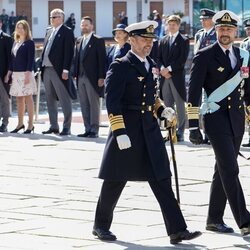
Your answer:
[50,16,61,19]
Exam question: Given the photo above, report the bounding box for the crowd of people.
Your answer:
[0,8,28,36]
[0,6,250,244]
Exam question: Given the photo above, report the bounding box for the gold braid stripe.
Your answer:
[186,103,199,120]
[109,114,125,131]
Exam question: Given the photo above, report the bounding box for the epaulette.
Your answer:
[115,58,123,62]
[196,28,204,34]
[243,37,250,42]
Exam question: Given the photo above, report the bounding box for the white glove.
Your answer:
[116,134,132,150]
[161,107,176,122]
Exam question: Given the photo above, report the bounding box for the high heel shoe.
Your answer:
[10,125,25,133]
[23,126,34,134]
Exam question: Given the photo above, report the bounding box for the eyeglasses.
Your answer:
[50,16,61,19]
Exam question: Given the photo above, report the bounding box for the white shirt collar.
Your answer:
[0,30,2,35]
[130,50,150,71]
[169,31,179,38]
[218,42,233,54]
[204,27,214,34]
[83,32,93,40]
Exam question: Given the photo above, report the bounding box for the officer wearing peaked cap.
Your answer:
[188,10,250,236]
[92,20,201,244]
[194,8,217,54]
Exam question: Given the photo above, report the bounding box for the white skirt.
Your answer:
[10,71,37,96]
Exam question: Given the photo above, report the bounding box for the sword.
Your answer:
[168,126,180,205]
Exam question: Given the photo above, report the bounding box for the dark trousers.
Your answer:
[94,179,187,235]
[207,133,250,228]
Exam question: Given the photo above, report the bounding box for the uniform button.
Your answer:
[142,102,145,105]
[239,105,242,109]
[238,88,241,92]
[144,85,146,88]
[154,94,156,97]
[143,93,146,97]
[141,110,145,114]
[228,105,231,109]
[228,96,231,100]
[239,97,242,100]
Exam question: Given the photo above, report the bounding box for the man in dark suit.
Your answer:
[158,15,190,142]
[74,16,106,138]
[187,10,250,236]
[0,19,12,132]
[41,8,75,136]
[92,20,201,245]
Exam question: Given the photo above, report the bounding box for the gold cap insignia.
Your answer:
[221,13,231,23]
[146,25,154,33]
[201,10,206,15]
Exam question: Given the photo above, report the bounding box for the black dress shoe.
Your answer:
[241,224,250,236]
[170,229,202,244]
[77,132,90,137]
[88,132,98,138]
[242,141,250,147]
[42,128,59,134]
[92,228,117,241]
[59,128,71,136]
[0,124,7,132]
[206,223,234,233]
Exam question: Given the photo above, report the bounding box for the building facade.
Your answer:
[0,0,249,39]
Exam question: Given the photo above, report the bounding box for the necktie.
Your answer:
[45,29,56,53]
[225,50,232,70]
[82,37,88,50]
[169,35,174,46]
[42,29,56,66]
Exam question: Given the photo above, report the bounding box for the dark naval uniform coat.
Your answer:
[188,42,250,228]
[99,51,171,181]
[194,27,217,54]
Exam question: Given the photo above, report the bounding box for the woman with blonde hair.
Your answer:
[5,20,37,133]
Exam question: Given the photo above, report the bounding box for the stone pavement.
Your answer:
[0,111,249,250]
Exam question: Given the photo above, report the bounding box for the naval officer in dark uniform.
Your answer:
[241,19,250,147]
[187,10,250,236]
[92,20,201,245]
[194,8,217,55]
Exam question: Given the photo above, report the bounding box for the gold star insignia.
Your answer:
[217,67,224,72]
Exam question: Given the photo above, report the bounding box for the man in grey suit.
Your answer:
[41,8,75,136]
[0,19,12,132]
[74,16,106,138]
[158,15,190,142]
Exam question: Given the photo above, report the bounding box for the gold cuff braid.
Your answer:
[109,114,125,131]
[187,103,199,120]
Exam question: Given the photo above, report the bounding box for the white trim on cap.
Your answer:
[212,10,240,24]
[125,20,158,33]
